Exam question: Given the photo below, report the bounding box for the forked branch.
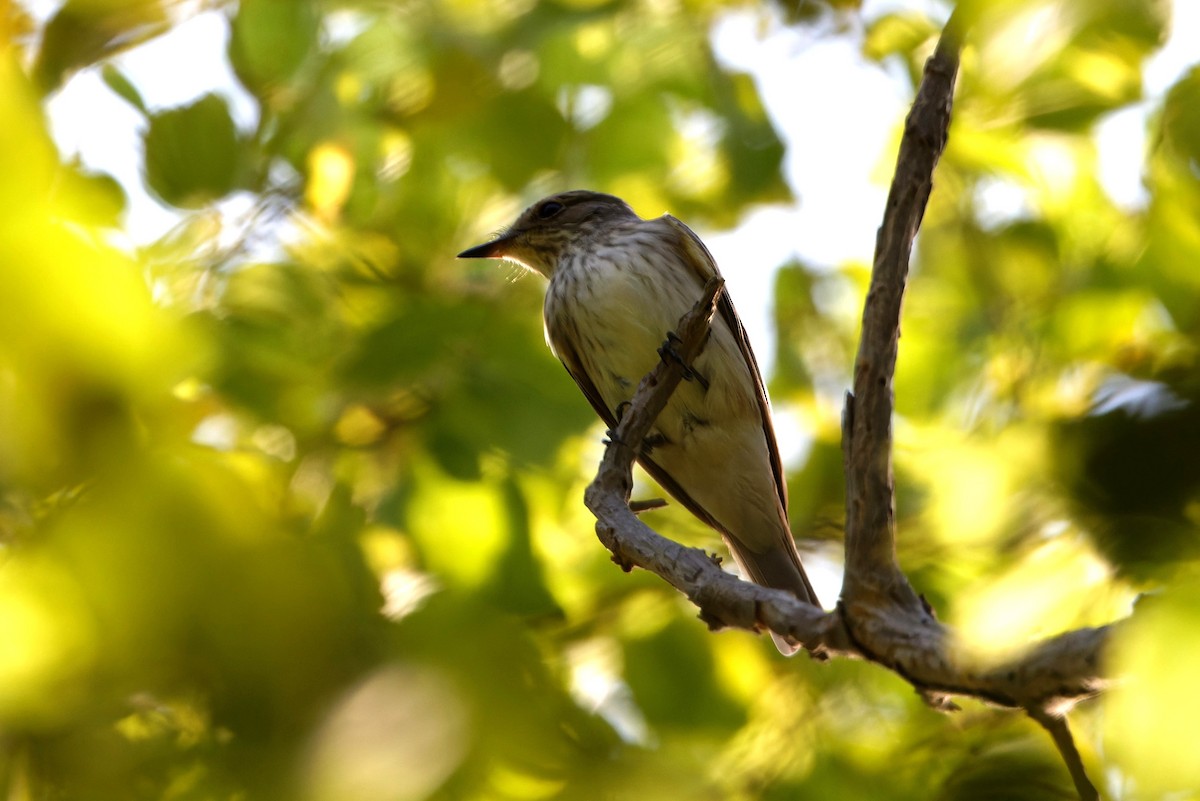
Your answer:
[583,10,1113,800]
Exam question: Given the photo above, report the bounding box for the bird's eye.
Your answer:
[537,201,565,219]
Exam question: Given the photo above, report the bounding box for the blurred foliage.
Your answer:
[0,0,1198,799]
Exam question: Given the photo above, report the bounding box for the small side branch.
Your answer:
[1029,707,1101,801]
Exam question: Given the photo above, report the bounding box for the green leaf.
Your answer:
[142,94,240,208]
[715,71,791,210]
[586,93,674,178]
[936,740,1077,801]
[64,165,127,228]
[228,0,319,96]
[1075,0,1170,53]
[771,263,818,395]
[624,618,745,730]
[479,475,564,619]
[1107,583,1200,795]
[100,64,148,115]
[1160,66,1200,169]
[341,302,486,390]
[426,313,595,471]
[33,0,167,93]
[480,91,572,190]
[863,11,937,63]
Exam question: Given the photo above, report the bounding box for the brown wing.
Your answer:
[552,335,618,431]
[661,214,790,515]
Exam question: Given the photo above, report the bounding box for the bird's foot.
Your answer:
[604,428,668,455]
[658,332,709,390]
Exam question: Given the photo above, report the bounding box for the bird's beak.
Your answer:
[457,232,516,259]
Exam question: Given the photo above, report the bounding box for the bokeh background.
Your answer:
[2,0,1200,798]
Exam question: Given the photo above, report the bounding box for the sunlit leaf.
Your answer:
[63,164,127,228]
[1106,583,1200,795]
[1159,65,1200,170]
[229,0,318,97]
[0,555,98,727]
[862,11,936,64]
[479,475,564,618]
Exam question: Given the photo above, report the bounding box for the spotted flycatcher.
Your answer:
[459,190,819,653]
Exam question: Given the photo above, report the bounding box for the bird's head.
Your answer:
[457,190,638,277]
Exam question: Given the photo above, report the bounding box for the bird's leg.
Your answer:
[658,331,710,390]
[604,426,669,455]
[604,401,634,448]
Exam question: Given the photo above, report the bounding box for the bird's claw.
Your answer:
[658,332,710,390]
[604,428,668,455]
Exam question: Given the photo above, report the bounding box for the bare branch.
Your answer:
[842,10,962,600]
[1028,707,1101,801]
[580,271,1113,711]
[580,10,1115,799]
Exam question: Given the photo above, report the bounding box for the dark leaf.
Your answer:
[143,94,241,208]
[33,0,167,93]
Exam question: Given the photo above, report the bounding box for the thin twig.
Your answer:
[1028,707,1101,801]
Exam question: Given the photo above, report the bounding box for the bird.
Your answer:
[458,190,819,653]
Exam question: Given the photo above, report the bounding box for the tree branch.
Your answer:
[581,260,1115,700]
[581,11,1116,799]
[1029,707,1101,801]
[842,9,962,603]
